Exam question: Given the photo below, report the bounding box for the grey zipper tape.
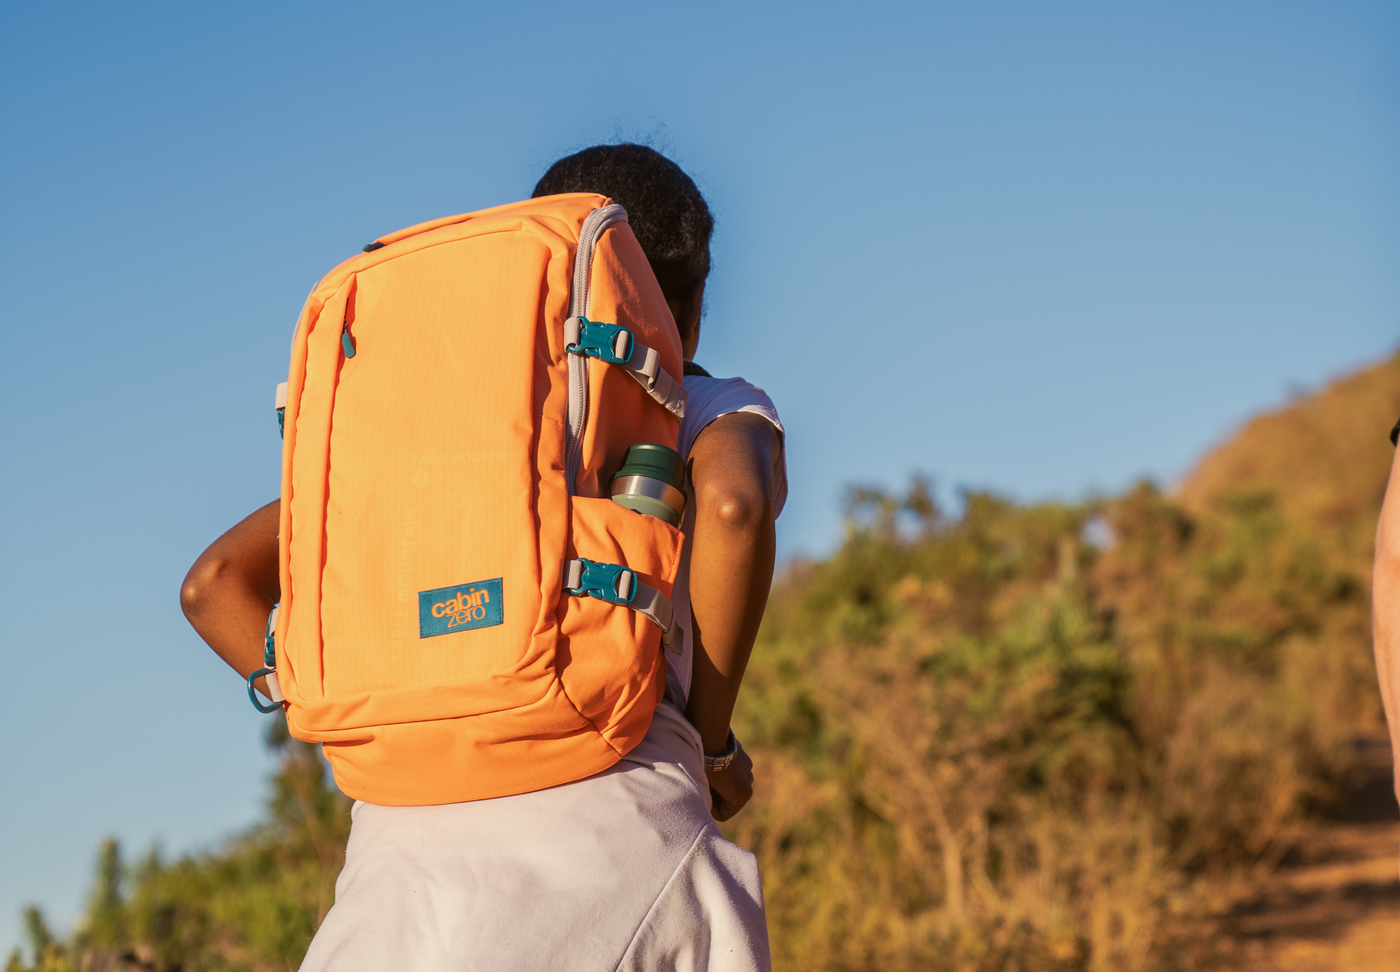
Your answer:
[565,205,629,494]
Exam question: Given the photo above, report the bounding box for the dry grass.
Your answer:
[722,353,1400,970]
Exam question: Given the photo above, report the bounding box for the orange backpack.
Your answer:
[254,194,688,806]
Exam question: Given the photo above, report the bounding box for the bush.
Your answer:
[725,478,1381,971]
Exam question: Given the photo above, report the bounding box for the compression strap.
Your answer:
[564,316,688,418]
[563,558,683,657]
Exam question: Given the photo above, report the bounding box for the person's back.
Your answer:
[181,144,785,971]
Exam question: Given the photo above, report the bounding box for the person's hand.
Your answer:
[706,743,754,821]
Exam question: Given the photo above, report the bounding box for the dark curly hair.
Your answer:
[532,144,713,313]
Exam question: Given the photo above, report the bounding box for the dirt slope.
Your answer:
[1163,742,1400,971]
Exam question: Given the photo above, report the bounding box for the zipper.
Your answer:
[564,204,628,494]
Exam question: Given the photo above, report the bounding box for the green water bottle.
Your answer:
[610,443,686,527]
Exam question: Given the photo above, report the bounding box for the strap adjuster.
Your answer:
[565,316,634,365]
[564,558,637,605]
[563,559,683,655]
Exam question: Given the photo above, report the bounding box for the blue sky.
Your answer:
[2,0,1397,954]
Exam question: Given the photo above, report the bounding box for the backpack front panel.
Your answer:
[279,217,579,729]
[318,231,562,701]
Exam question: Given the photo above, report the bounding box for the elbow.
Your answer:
[180,557,229,622]
[705,486,774,536]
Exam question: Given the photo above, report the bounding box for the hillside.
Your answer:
[10,354,1400,972]
[1179,351,1400,563]
[727,352,1400,971]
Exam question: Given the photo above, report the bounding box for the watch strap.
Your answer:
[703,729,740,773]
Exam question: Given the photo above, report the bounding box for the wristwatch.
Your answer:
[704,729,741,773]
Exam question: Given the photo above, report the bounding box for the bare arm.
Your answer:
[181,499,281,694]
[683,411,782,820]
[1374,446,1400,820]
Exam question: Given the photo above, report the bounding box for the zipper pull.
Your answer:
[341,321,357,358]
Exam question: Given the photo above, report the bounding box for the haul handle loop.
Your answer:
[247,604,286,713]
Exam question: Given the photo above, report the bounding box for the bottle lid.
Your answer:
[611,443,685,492]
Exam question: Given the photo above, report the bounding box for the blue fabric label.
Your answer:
[418,578,504,638]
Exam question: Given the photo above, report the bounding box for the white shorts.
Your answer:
[300,702,770,972]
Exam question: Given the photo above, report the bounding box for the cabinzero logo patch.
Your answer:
[418,578,504,638]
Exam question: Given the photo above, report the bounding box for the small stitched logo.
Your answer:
[418,578,504,638]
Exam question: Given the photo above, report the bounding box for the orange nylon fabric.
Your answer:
[274,194,684,805]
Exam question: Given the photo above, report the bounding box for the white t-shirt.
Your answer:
[667,373,787,704]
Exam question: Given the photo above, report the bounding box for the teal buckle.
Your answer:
[566,317,634,365]
[277,408,285,438]
[566,559,637,606]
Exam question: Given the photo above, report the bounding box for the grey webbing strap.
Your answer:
[264,605,285,703]
[623,343,688,418]
[633,581,684,657]
[562,559,684,657]
[562,558,586,590]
